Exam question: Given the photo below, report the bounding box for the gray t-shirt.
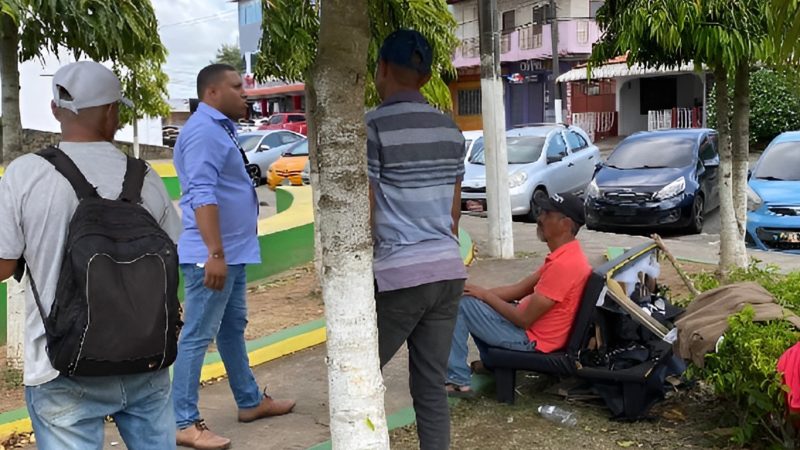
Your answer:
[0,142,182,386]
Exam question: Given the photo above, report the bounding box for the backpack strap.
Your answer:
[119,156,146,203]
[37,146,99,200]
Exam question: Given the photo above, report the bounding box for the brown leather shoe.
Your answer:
[238,388,296,423]
[176,420,231,450]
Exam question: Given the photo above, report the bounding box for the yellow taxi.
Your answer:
[267,139,309,190]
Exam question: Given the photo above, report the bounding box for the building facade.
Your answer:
[447,0,603,131]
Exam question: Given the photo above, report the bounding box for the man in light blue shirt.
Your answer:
[172,64,295,450]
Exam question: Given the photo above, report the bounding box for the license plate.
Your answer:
[778,232,800,243]
[615,208,637,216]
[466,200,484,212]
[281,178,291,186]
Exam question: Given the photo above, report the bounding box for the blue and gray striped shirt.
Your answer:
[367,91,468,292]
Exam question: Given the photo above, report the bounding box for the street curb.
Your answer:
[0,319,328,442]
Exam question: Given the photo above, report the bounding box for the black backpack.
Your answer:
[28,146,182,376]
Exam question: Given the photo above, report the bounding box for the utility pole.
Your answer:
[549,0,562,123]
[478,0,514,259]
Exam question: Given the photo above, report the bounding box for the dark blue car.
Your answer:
[585,129,720,233]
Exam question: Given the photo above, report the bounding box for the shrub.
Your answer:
[688,263,800,447]
[707,68,800,143]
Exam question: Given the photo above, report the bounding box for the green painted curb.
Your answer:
[0,406,28,425]
[161,177,182,201]
[203,318,325,365]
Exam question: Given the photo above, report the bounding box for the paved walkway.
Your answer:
[24,216,800,449]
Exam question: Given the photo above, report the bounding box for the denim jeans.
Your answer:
[172,264,262,429]
[25,370,174,449]
[446,296,536,387]
[376,279,465,450]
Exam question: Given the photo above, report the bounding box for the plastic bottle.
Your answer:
[537,405,577,426]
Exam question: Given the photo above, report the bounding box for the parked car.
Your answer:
[258,113,308,135]
[237,119,257,133]
[239,130,305,186]
[585,129,720,234]
[462,130,483,161]
[461,124,600,220]
[267,139,309,190]
[301,159,311,185]
[745,131,800,253]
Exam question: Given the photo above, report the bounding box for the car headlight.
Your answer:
[508,171,528,189]
[586,180,599,198]
[746,185,763,212]
[655,177,686,200]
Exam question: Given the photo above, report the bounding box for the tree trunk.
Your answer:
[308,0,389,447]
[133,118,140,158]
[0,14,22,163]
[715,68,748,275]
[731,63,750,243]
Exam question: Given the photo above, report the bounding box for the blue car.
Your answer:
[746,132,800,253]
[585,129,720,233]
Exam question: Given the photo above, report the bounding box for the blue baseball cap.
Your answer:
[379,29,433,75]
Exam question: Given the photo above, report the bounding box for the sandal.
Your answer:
[445,383,475,398]
[470,360,492,375]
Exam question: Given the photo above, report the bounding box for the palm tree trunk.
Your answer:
[731,63,750,243]
[0,13,22,163]
[309,0,389,447]
[716,67,748,276]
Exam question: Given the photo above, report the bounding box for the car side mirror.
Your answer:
[703,156,719,168]
[594,163,603,175]
[747,169,752,180]
[258,144,270,152]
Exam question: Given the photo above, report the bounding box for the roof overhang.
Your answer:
[557,62,704,83]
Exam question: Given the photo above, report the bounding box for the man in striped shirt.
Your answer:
[367,29,468,450]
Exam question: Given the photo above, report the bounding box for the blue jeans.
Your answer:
[25,370,174,449]
[446,296,536,387]
[172,264,262,429]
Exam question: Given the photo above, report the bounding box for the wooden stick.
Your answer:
[651,234,701,298]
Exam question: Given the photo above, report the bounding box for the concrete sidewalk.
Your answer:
[25,217,800,449]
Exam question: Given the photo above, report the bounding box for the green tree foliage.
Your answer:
[0,0,169,160]
[213,43,245,73]
[708,69,800,143]
[255,0,459,111]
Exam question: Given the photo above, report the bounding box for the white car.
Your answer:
[461,124,600,220]
[462,130,483,162]
[239,130,306,186]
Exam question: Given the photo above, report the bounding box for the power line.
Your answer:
[158,10,237,30]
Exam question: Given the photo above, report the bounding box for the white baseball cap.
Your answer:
[52,61,133,114]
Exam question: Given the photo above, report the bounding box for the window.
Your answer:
[239,0,262,26]
[590,0,605,18]
[263,134,283,148]
[566,131,588,151]
[699,141,717,161]
[531,6,547,34]
[458,89,482,116]
[289,115,306,123]
[545,133,568,161]
[280,133,302,145]
[577,20,589,44]
[502,10,515,33]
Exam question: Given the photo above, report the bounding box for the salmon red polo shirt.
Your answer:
[517,240,592,353]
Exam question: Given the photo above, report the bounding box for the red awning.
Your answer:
[245,83,305,98]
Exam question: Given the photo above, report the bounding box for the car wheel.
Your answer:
[526,188,547,222]
[686,194,704,234]
[247,165,261,188]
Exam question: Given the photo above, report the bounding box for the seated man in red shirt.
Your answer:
[446,192,592,395]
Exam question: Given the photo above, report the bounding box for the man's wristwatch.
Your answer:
[209,251,225,260]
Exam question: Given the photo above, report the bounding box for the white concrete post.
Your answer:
[6,276,25,370]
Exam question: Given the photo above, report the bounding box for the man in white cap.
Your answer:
[0,61,181,448]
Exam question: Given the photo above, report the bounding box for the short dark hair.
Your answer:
[197,64,237,99]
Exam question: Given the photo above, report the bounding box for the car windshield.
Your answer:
[469,136,545,165]
[285,140,309,156]
[753,141,800,181]
[606,136,695,169]
[268,115,283,124]
[238,134,263,152]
